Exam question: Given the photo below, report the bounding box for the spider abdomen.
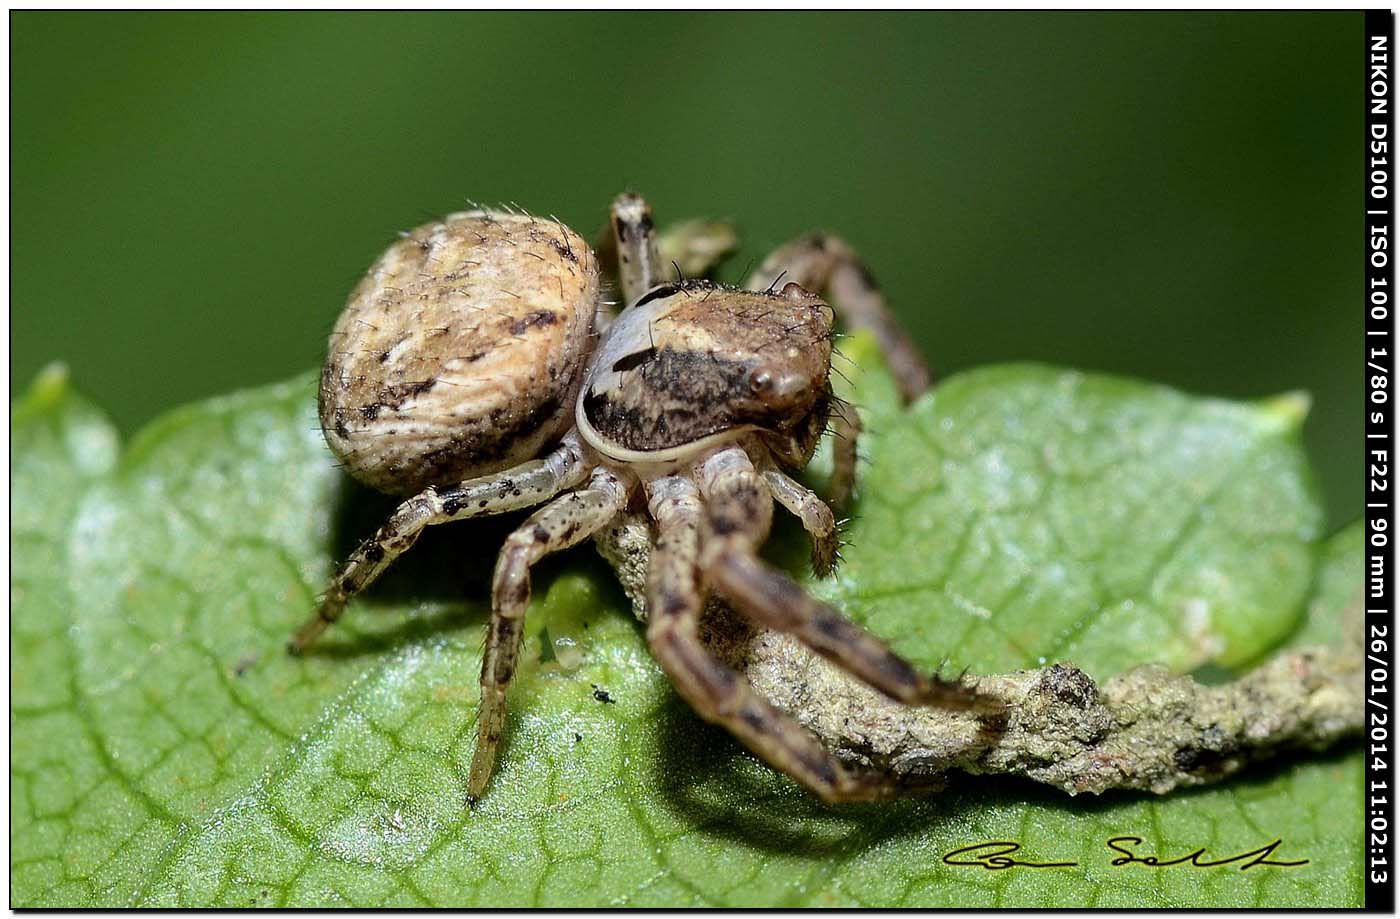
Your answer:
[320,211,598,495]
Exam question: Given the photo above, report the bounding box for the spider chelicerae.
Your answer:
[290,192,991,802]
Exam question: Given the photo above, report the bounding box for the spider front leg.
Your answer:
[656,218,737,279]
[468,468,629,800]
[823,397,862,513]
[700,447,990,713]
[747,234,931,403]
[644,474,893,803]
[606,194,737,306]
[610,192,662,305]
[761,468,839,576]
[288,438,589,653]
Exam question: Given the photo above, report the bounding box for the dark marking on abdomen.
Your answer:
[510,310,559,335]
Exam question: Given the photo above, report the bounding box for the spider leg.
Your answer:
[468,467,629,800]
[656,218,738,279]
[609,192,662,305]
[288,437,590,654]
[597,195,735,312]
[747,234,930,403]
[761,468,838,576]
[700,448,989,712]
[823,396,862,513]
[644,474,894,803]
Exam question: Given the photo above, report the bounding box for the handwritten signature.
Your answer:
[943,838,1309,871]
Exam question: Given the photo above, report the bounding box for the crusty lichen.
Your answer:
[596,513,1362,797]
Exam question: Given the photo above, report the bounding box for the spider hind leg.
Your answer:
[288,439,589,653]
[748,233,931,403]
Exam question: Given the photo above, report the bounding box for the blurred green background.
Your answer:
[12,12,1360,525]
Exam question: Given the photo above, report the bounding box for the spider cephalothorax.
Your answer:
[291,193,991,803]
[579,278,835,462]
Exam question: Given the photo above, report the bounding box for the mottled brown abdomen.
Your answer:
[320,210,598,495]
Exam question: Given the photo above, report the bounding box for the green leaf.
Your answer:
[808,335,1325,677]
[11,347,1360,907]
[1293,518,1364,650]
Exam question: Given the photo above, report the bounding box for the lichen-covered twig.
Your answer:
[596,514,1362,797]
[745,631,1360,795]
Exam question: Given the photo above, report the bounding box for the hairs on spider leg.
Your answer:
[764,269,788,294]
[824,393,855,421]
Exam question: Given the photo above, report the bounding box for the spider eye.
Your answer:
[749,369,774,394]
[780,281,809,301]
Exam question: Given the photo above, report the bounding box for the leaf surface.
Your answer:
[10,348,1360,907]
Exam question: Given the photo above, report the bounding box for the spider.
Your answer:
[289,192,988,803]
